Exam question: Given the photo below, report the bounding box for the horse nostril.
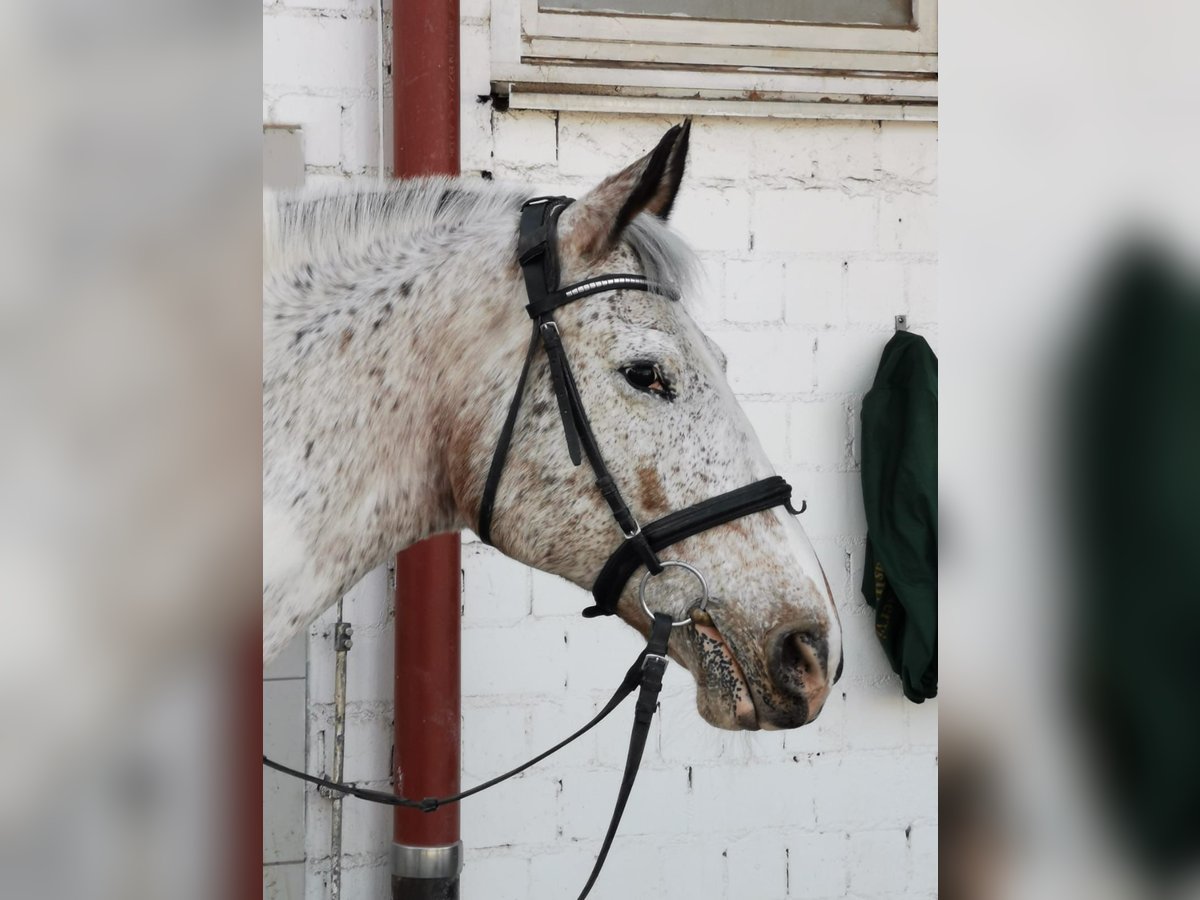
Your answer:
[769,626,829,698]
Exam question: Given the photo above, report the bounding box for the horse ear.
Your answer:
[558,119,691,262]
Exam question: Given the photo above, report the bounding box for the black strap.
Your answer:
[587,475,804,618]
[477,196,673,556]
[477,324,539,546]
[577,612,672,899]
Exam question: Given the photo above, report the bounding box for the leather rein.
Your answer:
[263,196,806,898]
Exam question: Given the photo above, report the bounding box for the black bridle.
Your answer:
[264,196,806,898]
[479,196,804,618]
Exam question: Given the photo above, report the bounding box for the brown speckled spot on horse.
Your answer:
[637,465,669,515]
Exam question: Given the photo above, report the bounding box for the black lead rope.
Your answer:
[264,613,674,900]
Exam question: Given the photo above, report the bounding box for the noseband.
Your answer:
[478,196,804,621]
[265,196,808,899]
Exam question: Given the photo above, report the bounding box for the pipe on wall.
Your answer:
[391,0,462,895]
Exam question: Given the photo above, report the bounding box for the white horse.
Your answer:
[263,123,842,730]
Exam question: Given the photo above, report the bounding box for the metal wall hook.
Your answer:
[895,314,908,332]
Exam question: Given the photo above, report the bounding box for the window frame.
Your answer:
[490,0,937,120]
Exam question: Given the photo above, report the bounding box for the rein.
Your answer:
[263,196,806,898]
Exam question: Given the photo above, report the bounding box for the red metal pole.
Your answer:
[392,0,462,896]
[393,536,462,898]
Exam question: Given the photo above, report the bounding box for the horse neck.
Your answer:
[263,208,524,638]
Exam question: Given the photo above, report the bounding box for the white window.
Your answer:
[490,0,936,120]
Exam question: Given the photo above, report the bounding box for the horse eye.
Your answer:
[621,363,673,399]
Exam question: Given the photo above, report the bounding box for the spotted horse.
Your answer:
[262,121,843,896]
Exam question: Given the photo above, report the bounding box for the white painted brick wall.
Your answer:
[263,2,938,897]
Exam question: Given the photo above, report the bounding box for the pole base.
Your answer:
[391,875,459,900]
[391,842,462,900]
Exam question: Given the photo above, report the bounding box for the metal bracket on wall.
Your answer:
[895,314,908,332]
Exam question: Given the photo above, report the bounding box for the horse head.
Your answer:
[449,123,842,730]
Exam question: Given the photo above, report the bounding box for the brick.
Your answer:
[687,254,726,325]
[710,328,814,395]
[784,686,847,755]
[787,831,849,899]
[459,0,491,21]
[784,470,866,541]
[880,121,937,184]
[844,684,909,751]
[340,98,381,172]
[879,191,936,253]
[806,120,882,183]
[563,836,669,897]
[725,258,785,323]
[907,697,938,748]
[462,703,533,779]
[262,862,303,900]
[790,399,850,469]
[848,394,864,467]
[263,680,306,863]
[688,117,756,181]
[812,753,937,830]
[784,258,846,327]
[691,763,817,835]
[557,112,678,178]
[268,93,343,168]
[846,259,907,325]
[741,400,788,464]
[527,847,601,900]
[530,568,588,617]
[754,189,877,254]
[335,866,390,900]
[462,543,531,623]
[727,830,788,898]
[263,14,376,93]
[814,331,888,394]
[563,616,646,692]
[461,620,568,696]
[559,768,689,839]
[906,260,938,324]
[459,22,492,96]
[494,110,558,168]
[463,773,559,846]
[461,95,494,173]
[644,838,727,899]
[907,823,938,894]
[280,0,355,9]
[848,828,910,896]
[343,563,392,624]
[460,855,530,900]
[841,612,905,687]
[748,119,817,182]
[670,187,752,253]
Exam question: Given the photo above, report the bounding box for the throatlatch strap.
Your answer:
[586,476,804,618]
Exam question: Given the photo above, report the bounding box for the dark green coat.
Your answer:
[860,331,938,703]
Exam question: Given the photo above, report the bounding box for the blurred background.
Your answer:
[0,0,1197,898]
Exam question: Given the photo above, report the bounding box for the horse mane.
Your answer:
[263,176,698,299]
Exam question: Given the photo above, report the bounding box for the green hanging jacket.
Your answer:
[859,331,938,703]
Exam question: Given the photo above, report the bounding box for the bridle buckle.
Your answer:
[641,652,668,671]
